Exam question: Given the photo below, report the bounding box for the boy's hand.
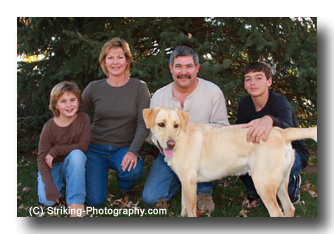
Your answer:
[242,115,273,143]
[45,154,54,169]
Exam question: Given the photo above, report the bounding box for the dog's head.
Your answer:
[143,107,189,158]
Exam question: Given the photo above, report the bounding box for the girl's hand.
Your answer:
[45,154,54,169]
[121,152,138,171]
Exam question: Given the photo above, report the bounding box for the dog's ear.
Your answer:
[143,107,161,129]
[176,109,189,132]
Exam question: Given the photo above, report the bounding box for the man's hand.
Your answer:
[242,115,273,143]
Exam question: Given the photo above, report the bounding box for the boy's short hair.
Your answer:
[49,81,82,117]
[169,46,199,66]
[243,61,272,81]
[99,37,132,78]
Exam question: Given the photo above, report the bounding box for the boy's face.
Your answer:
[55,91,79,118]
[244,71,272,98]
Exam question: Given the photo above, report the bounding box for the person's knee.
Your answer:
[142,180,171,205]
[67,150,87,166]
[142,187,159,205]
[38,194,57,207]
[119,161,144,181]
[85,194,106,207]
[290,152,303,175]
[132,161,145,180]
[37,172,58,207]
[86,199,105,208]
[85,177,107,207]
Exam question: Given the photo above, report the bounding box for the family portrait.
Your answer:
[17,17,317,219]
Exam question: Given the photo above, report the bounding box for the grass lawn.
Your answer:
[17,149,317,217]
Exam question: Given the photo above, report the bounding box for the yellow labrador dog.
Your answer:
[143,107,317,217]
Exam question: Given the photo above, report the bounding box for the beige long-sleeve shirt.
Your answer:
[150,78,230,126]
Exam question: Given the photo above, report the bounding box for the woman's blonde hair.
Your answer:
[49,81,82,117]
[99,37,132,78]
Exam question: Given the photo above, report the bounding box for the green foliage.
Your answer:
[17,17,317,152]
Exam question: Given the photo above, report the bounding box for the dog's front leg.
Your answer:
[181,187,187,217]
[180,179,197,217]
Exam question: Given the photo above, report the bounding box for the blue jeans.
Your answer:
[142,153,214,205]
[240,152,304,196]
[38,149,87,206]
[85,143,144,207]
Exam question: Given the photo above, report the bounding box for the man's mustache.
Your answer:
[177,74,191,79]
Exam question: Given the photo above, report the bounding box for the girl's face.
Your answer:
[55,91,79,118]
[104,47,129,78]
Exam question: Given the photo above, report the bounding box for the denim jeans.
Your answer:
[239,151,304,196]
[142,153,214,205]
[38,149,87,206]
[85,143,144,207]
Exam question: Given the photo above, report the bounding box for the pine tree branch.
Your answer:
[17,114,49,121]
[77,32,100,45]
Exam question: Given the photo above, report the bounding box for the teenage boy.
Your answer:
[237,61,310,205]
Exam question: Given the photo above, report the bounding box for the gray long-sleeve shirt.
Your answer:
[81,78,150,156]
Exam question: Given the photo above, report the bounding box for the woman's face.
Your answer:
[104,47,128,78]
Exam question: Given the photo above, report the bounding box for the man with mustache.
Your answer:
[142,46,230,213]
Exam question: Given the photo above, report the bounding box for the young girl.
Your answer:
[37,81,91,217]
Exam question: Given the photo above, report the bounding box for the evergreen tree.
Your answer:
[17,17,317,152]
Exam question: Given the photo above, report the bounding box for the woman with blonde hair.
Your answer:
[81,38,150,207]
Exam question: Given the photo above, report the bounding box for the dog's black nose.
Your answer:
[167,140,176,149]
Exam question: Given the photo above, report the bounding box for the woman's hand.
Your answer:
[121,152,138,171]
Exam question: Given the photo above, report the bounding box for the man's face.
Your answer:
[169,55,200,90]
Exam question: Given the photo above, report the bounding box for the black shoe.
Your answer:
[247,194,263,207]
[289,174,301,204]
[121,189,135,200]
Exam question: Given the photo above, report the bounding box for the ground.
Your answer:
[304,164,317,174]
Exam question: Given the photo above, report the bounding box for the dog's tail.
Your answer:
[283,126,317,143]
